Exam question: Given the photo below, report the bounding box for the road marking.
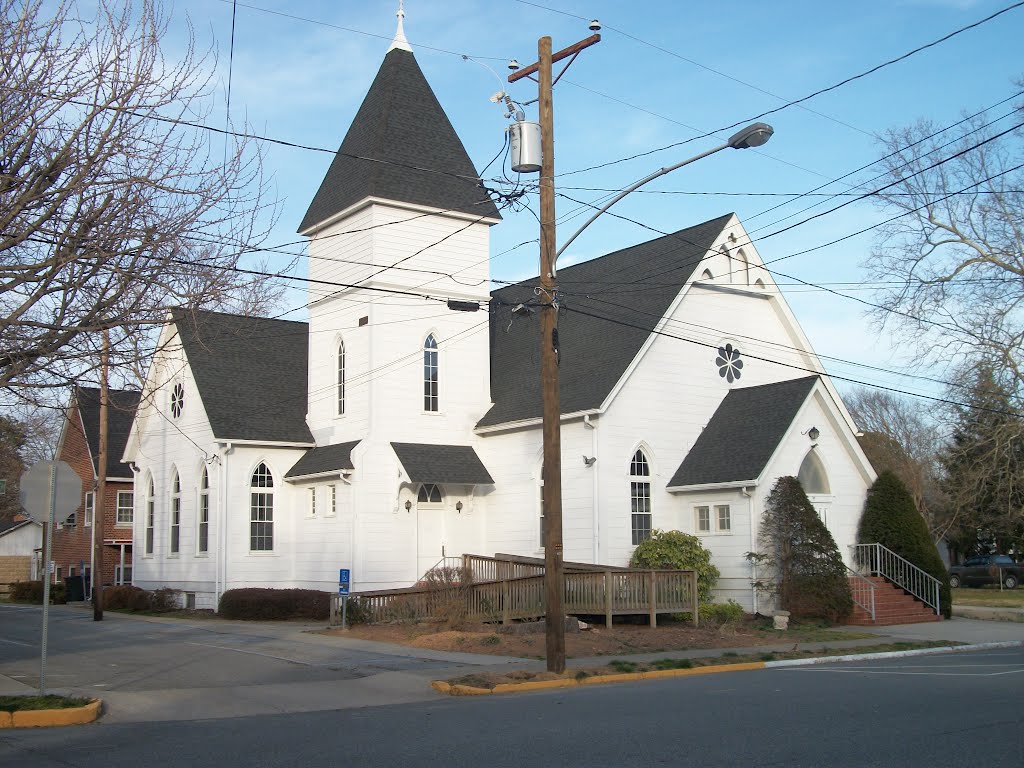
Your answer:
[0,637,33,647]
[780,667,1024,677]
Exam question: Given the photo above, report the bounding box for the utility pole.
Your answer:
[93,329,109,621]
[509,31,600,675]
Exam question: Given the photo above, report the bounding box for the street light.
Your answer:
[554,122,774,271]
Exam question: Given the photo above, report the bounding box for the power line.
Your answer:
[555,1,1024,179]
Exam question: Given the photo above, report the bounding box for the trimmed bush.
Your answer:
[700,600,745,626]
[103,585,181,612]
[630,529,720,604]
[218,588,330,620]
[9,581,66,604]
[860,470,951,618]
[757,476,853,623]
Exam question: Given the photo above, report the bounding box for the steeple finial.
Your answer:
[388,1,412,52]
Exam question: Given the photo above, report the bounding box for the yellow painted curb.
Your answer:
[2,699,101,729]
[432,660,770,696]
[642,662,766,679]
[492,678,577,693]
[449,684,492,696]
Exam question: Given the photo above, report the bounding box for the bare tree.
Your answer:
[0,0,283,399]
[864,101,1024,390]
[846,388,946,532]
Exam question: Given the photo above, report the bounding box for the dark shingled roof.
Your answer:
[667,376,819,488]
[391,443,493,485]
[75,386,141,479]
[298,48,500,233]
[478,215,732,428]
[285,441,361,479]
[174,310,313,444]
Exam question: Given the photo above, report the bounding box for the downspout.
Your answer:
[584,415,598,563]
[741,485,756,612]
[339,471,354,589]
[216,442,234,609]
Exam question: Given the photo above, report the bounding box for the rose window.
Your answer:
[170,383,185,418]
[716,344,743,383]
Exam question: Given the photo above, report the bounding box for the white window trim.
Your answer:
[629,449,652,546]
[84,491,94,527]
[115,490,133,527]
[422,333,441,414]
[144,480,155,558]
[197,469,210,556]
[169,473,181,557]
[694,505,711,533]
[326,484,337,518]
[249,463,275,553]
[715,503,732,533]
[308,487,318,518]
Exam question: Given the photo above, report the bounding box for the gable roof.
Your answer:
[667,376,819,489]
[391,443,493,485]
[478,215,732,429]
[285,441,360,480]
[298,48,500,233]
[74,386,141,480]
[173,310,313,444]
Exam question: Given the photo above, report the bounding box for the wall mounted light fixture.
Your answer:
[807,426,820,441]
[404,500,412,512]
[456,501,463,513]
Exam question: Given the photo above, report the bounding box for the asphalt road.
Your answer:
[2,646,1022,767]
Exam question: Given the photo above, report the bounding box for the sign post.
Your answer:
[20,460,80,695]
[338,568,351,630]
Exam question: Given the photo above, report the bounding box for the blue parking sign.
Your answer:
[338,568,351,596]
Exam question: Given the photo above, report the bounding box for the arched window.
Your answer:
[198,467,209,554]
[423,334,439,412]
[736,249,750,285]
[700,269,713,280]
[417,483,442,503]
[169,471,181,554]
[145,476,155,555]
[250,463,274,552]
[754,278,766,289]
[337,340,346,416]
[798,450,831,495]
[630,449,652,545]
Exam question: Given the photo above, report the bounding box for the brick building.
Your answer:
[51,386,140,593]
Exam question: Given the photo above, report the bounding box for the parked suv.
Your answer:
[949,555,1021,589]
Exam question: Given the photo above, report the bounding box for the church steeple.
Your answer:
[388,1,411,52]
[298,9,500,234]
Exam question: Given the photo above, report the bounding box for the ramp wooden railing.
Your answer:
[342,566,698,629]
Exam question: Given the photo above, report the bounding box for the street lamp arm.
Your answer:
[552,121,773,274]
[553,142,728,272]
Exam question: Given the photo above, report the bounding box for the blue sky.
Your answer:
[170,0,1023,403]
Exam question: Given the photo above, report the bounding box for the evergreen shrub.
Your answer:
[218,588,330,620]
[757,476,853,623]
[859,470,951,618]
[629,529,720,603]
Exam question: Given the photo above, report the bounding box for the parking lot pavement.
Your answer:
[0,604,520,722]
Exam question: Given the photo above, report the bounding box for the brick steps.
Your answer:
[846,576,941,626]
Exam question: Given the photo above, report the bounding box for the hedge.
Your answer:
[8,581,67,604]
[218,588,330,620]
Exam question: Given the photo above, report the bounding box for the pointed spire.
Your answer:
[388,0,412,52]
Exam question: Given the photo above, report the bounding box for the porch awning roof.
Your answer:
[285,440,361,480]
[391,442,494,485]
[667,377,817,490]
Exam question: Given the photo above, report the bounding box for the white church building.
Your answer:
[124,24,875,612]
